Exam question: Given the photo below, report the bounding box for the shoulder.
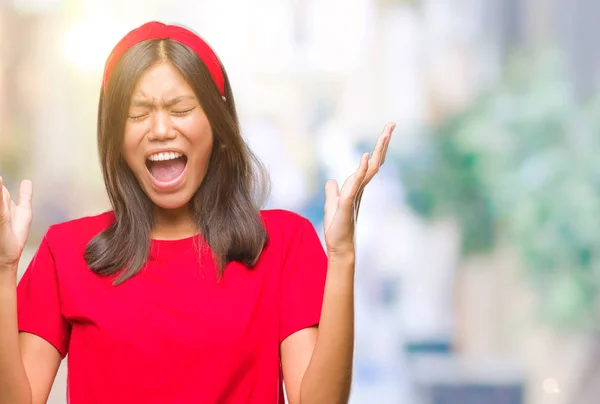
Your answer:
[23,212,115,277]
[45,211,115,248]
[260,209,314,236]
[259,209,324,255]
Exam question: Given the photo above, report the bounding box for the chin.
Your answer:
[146,185,194,210]
[148,192,194,211]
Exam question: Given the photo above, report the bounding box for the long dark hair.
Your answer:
[85,39,270,284]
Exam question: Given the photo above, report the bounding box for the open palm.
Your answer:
[323,122,395,256]
[0,177,33,268]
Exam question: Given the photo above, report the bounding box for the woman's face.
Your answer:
[122,62,213,211]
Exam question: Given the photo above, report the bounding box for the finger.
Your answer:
[0,176,4,214]
[363,123,395,184]
[380,123,395,165]
[355,187,364,220]
[324,179,339,228]
[18,180,33,209]
[339,153,369,205]
[0,177,9,220]
[372,123,394,165]
[369,127,389,168]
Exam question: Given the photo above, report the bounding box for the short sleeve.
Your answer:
[17,234,71,357]
[280,218,328,342]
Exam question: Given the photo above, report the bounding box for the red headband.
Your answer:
[102,21,225,96]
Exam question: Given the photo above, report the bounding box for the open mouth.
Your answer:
[145,151,188,184]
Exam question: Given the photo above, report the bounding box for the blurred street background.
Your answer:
[3,0,600,403]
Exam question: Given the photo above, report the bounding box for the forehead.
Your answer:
[132,62,195,99]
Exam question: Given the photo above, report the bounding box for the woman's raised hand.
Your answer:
[0,176,33,271]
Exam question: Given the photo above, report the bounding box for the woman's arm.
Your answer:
[281,253,355,404]
[0,269,61,404]
[0,179,62,404]
[0,268,32,404]
[282,123,395,403]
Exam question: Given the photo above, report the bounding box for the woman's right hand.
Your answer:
[0,176,33,271]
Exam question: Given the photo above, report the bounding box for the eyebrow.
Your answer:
[130,95,197,107]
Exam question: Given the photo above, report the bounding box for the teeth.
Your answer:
[148,152,183,162]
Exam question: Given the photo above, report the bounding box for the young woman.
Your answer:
[0,21,394,404]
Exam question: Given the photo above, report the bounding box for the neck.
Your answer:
[151,205,197,240]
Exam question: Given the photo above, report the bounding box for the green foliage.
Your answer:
[401,51,600,329]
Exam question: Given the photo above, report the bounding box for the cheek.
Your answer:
[122,126,143,167]
[196,135,214,167]
[188,141,213,179]
[184,120,214,165]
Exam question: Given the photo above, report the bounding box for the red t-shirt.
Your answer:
[17,209,328,403]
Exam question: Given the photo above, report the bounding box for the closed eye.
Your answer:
[128,113,149,121]
[172,107,196,116]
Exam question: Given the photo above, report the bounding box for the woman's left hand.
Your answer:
[323,122,395,257]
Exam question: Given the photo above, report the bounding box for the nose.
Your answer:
[147,111,176,141]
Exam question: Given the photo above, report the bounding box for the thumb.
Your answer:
[13,180,33,246]
[0,177,10,223]
[324,179,339,230]
[18,180,33,209]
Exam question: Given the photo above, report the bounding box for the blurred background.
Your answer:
[2,0,600,403]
